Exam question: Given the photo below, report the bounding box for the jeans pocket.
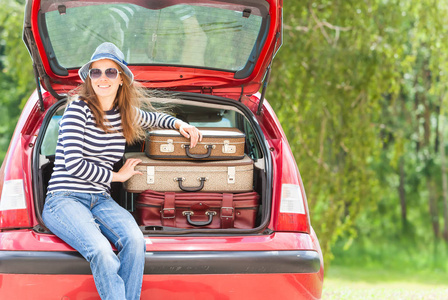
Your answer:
[60,191,74,197]
[46,190,74,204]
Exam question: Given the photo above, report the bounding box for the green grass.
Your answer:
[326,265,448,286]
[321,240,448,299]
[323,266,448,299]
[329,238,448,276]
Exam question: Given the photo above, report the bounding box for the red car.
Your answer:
[0,0,323,299]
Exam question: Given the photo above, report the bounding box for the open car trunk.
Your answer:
[33,93,272,235]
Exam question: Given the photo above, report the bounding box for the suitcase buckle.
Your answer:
[221,207,234,218]
[160,139,174,153]
[161,208,175,219]
[222,140,236,154]
[227,167,236,184]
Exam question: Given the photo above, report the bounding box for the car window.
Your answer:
[40,110,64,157]
[42,3,263,72]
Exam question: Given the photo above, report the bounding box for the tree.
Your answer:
[0,0,34,163]
[267,0,448,265]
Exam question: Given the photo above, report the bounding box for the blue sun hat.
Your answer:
[78,42,134,83]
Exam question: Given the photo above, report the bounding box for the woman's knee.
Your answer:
[120,227,146,256]
[126,229,145,249]
[88,241,118,265]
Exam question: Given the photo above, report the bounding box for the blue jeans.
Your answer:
[42,191,146,300]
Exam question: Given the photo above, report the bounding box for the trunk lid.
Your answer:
[23,0,282,99]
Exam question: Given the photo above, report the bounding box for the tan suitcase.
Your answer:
[124,152,254,193]
[145,128,246,160]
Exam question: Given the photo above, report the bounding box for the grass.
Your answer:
[322,265,448,299]
[321,240,448,299]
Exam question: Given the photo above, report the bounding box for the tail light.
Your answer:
[273,139,310,233]
[0,140,32,230]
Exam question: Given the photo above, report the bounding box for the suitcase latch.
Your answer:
[227,167,236,184]
[147,166,155,184]
[222,140,236,154]
[160,139,174,153]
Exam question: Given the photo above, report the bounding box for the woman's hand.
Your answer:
[176,121,203,148]
[112,158,142,182]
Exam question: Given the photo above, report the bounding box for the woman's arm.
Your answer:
[136,108,177,129]
[137,109,202,147]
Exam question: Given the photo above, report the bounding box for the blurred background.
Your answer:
[2,0,448,297]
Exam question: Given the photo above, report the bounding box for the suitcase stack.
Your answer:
[124,127,259,229]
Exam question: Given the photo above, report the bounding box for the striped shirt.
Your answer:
[47,99,177,194]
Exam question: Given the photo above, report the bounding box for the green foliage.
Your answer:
[0,0,34,163]
[267,0,448,266]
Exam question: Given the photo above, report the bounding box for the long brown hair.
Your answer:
[69,64,155,145]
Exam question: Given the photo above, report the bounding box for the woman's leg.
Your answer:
[91,193,146,300]
[42,191,127,300]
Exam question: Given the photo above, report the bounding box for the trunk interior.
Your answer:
[33,94,271,235]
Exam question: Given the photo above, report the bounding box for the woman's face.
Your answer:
[89,59,123,104]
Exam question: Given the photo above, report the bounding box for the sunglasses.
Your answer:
[88,68,121,80]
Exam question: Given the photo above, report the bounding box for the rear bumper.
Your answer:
[0,249,320,275]
[1,273,323,300]
[0,230,324,299]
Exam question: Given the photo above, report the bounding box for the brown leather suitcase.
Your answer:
[124,152,254,193]
[136,189,260,229]
[145,127,246,160]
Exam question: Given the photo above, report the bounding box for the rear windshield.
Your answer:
[41,1,265,72]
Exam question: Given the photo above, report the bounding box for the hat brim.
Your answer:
[78,57,134,84]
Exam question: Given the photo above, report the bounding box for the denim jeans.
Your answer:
[42,191,146,300]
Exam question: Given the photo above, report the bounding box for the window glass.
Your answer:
[40,108,64,156]
[44,3,263,71]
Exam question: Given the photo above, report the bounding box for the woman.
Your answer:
[42,42,202,300]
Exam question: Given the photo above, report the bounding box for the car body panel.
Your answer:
[1,273,322,300]
[0,230,315,252]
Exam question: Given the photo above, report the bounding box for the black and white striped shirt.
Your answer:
[47,99,177,194]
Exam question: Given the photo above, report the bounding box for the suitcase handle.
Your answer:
[184,144,213,159]
[183,211,217,226]
[176,177,206,192]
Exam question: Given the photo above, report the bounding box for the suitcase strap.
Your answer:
[162,192,176,227]
[221,193,235,229]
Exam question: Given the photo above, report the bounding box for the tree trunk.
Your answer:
[428,179,440,239]
[420,85,439,239]
[439,100,448,241]
[397,156,408,232]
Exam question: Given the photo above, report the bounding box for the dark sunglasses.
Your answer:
[88,68,121,80]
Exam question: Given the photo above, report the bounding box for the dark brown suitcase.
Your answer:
[136,189,260,229]
[145,127,246,160]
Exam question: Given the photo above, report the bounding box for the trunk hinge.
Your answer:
[238,86,244,102]
[257,64,271,116]
[257,32,281,116]
[32,63,45,112]
[201,87,213,95]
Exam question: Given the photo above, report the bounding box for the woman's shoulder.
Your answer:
[63,98,92,120]
[66,98,91,113]
[69,97,89,108]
